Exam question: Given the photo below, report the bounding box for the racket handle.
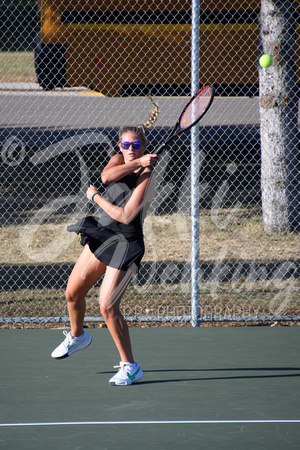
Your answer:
[155,142,166,156]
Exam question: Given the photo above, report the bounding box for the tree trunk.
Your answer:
[259,0,299,234]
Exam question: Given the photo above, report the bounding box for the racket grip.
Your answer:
[155,142,166,156]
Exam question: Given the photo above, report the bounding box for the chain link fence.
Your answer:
[0,0,299,325]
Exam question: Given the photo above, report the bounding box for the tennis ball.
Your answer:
[259,54,273,68]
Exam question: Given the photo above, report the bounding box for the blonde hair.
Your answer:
[118,126,147,147]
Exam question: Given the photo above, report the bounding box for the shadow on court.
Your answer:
[98,367,300,385]
[1,326,300,449]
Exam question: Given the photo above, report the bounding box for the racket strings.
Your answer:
[179,86,213,130]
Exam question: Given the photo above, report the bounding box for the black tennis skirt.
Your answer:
[67,216,145,272]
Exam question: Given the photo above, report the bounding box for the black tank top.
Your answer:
[98,172,143,239]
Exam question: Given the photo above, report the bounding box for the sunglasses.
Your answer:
[121,141,142,150]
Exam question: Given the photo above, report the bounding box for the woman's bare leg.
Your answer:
[66,245,106,337]
[99,266,134,362]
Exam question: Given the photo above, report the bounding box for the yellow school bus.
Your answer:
[35,0,299,96]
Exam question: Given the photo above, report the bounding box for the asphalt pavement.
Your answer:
[0,83,260,130]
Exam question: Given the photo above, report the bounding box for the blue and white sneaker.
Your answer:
[51,330,92,359]
[109,362,143,386]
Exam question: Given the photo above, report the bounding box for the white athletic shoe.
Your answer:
[51,330,92,359]
[109,362,144,386]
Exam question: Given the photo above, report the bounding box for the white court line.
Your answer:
[0,420,300,427]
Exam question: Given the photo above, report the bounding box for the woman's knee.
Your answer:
[100,302,121,321]
[66,286,81,303]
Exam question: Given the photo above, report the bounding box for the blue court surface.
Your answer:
[1,326,299,449]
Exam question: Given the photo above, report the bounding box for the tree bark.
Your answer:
[259,0,299,234]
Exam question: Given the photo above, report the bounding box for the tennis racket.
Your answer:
[155,85,215,155]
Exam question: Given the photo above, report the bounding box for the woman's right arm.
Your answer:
[101,153,158,184]
[88,168,155,225]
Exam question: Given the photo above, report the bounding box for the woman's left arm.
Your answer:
[87,169,155,224]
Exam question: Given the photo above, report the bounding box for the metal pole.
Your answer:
[190,0,200,327]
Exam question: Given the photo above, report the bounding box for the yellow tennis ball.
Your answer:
[259,54,273,68]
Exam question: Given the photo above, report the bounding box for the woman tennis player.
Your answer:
[51,119,158,386]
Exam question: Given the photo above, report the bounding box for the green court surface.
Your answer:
[1,326,299,449]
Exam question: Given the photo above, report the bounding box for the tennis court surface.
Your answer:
[1,326,299,449]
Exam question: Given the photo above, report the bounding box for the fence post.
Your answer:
[190,0,201,327]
